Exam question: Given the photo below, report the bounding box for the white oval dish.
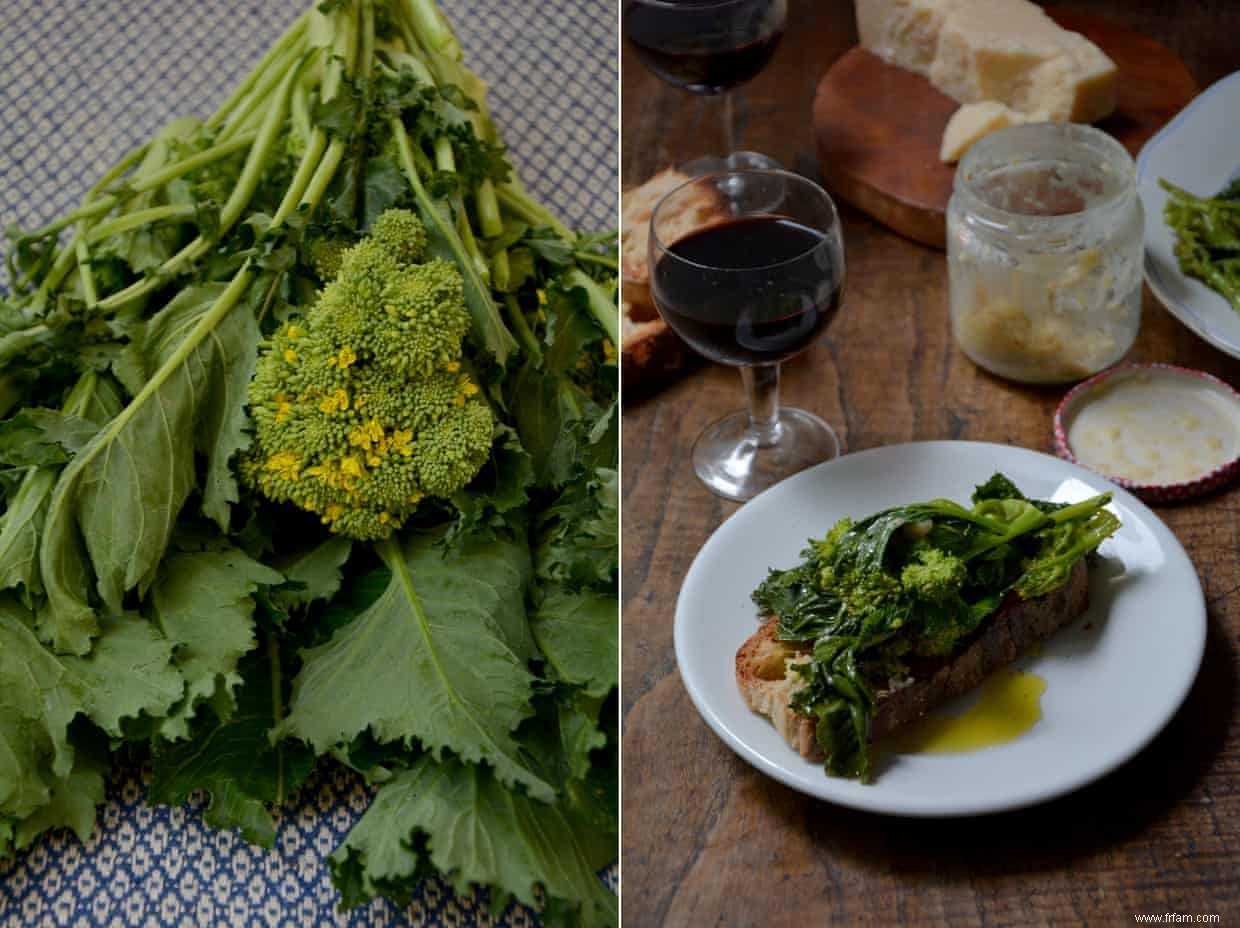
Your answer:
[1055,363,1240,501]
[674,441,1205,817]
[1137,70,1240,358]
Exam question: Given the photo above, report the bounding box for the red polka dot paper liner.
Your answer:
[1053,362,1240,503]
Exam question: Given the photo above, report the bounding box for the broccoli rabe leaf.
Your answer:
[147,547,284,740]
[330,756,617,927]
[278,527,552,801]
[149,645,315,848]
[361,157,407,230]
[5,739,107,857]
[532,587,617,699]
[0,598,181,847]
[38,281,261,653]
[0,409,97,469]
[534,468,617,594]
[271,536,354,609]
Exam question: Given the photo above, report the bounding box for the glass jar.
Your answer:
[947,123,1143,384]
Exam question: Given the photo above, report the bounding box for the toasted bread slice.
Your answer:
[620,169,722,394]
[736,560,1090,761]
[620,168,721,290]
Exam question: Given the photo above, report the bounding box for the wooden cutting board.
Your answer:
[812,7,1198,248]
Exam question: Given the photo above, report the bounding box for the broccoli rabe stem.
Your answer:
[391,116,517,362]
[290,74,313,149]
[96,55,307,312]
[502,293,542,363]
[360,0,377,79]
[497,184,573,242]
[403,0,461,60]
[205,10,309,130]
[561,268,619,345]
[74,230,98,308]
[217,39,305,143]
[84,205,196,244]
[283,6,357,222]
[434,138,456,172]
[18,131,259,247]
[453,197,491,284]
[0,324,50,367]
[476,179,503,238]
[491,247,510,292]
[575,250,619,272]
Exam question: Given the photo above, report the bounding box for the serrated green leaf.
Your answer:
[0,376,120,604]
[279,528,551,801]
[273,536,353,608]
[0,468,56,599]
[150,646,314,848]
[558,694,607,782]
[39,281,260,653]
[0,599,180,828]
[149,547,283,740]
[12,744,106,853]
[363,157,407,230]
[0,409,97,468]
[534,467,617,592]
[330,757,616,927]
[531,588,617,699]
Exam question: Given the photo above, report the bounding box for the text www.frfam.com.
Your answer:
[1134,915,1221,924]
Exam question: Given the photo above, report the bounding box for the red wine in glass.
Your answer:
[647,170,845,501]
[623,0,787,158]
[623,0,785,95]
[652,216,840,365]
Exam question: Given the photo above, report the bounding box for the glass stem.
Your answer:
[741,363,781,447]
[722,90,736,155]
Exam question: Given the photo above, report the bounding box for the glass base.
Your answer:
[692,408,840,502]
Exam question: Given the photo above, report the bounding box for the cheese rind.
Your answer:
[857,0,1118,122]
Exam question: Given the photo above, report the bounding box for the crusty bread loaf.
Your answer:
[620,168,722,394]
[736,560,1090,761]
[620,168,721,289]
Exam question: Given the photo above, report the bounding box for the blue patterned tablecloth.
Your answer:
[0,2,617,925]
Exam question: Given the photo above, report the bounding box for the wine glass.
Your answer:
[649,170,845,500]
[622,0,787,169]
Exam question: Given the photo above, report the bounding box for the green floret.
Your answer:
[900,545,967,603]
[314,243,469,378]
[370,208,428,264]
[308,237,353,281]
[244,209,492,541]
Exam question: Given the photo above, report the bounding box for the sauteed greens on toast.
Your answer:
[752,474,1118,781]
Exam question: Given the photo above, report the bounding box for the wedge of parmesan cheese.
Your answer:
[939,101,1043,163]
[857,0,1118,122]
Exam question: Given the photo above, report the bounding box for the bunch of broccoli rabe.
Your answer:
[753,474,1118,783]
[0,1,617,924]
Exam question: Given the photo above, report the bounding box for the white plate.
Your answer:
[1138,71,1240,358]
[674,441,1205,816]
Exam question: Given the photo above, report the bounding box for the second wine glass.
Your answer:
[649,170,846,501]
[622,0,786,164]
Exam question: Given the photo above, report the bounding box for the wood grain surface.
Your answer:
[621,2,1240,925]
[812,6,1199,247]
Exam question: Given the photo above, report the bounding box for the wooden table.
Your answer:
[621,2,1240,924]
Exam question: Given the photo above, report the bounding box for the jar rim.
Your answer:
[953,122,1136,231]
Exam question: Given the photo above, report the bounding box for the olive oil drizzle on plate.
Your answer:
[884,669,1048,755]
